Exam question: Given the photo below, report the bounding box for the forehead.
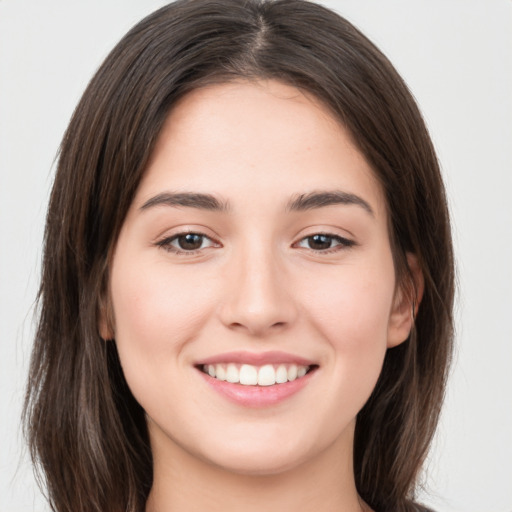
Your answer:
[135,80,387,220]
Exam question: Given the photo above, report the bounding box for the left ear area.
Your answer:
[387,253,424,348]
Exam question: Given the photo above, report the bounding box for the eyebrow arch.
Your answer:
[286,190,374,216]
[140,192,230,212]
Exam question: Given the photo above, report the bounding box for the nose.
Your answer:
[217,243,298,337]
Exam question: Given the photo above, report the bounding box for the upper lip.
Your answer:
[196,350,316,367]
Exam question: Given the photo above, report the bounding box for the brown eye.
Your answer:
[157,232,218,254]
[307,234,334,250]
[295,233,355,252]
[176,233,204,250]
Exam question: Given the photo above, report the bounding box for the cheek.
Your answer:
[112,258,213,341]
[301,259,396,377]
[108,251,219,398]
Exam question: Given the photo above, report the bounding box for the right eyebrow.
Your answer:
[286,190,374,217]
[139,192,230,212]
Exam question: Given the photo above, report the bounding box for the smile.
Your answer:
[201,363,311,386]
[196,351,318,406]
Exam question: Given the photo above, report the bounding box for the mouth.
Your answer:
[198,362,317,386]
[195,351,319,406]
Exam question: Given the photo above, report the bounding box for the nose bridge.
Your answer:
[219,235,296,336]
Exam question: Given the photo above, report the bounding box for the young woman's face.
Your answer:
[104,80,413,475]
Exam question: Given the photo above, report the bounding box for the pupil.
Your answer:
[309,234,331,250]
[179,233,203,250]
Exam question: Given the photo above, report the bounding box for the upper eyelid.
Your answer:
[155,233,220,257]
[298,233,351,242]
[155,226,219,242]
[159,231,219,245]
[294,224,356,240]
[294,233,355,249]
[293,229,356,243]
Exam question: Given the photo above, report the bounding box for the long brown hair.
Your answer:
[24,1,454,511]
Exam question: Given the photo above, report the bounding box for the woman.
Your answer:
[24,1,454,511]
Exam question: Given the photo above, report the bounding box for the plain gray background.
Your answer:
[1,1,511,511]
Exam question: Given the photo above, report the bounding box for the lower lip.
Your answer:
[198,369,316,407]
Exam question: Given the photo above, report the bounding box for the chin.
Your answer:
[199,444,312,477]
[186,418,345,478]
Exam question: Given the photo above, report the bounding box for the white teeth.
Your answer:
[215,364,227,381]
[226,363,239,383]
[202,362,311,386]
[287,364,298,381]
[239,364,258,385]
[257,364,276,386]
[297,366,307,378]
[275,364,288,383]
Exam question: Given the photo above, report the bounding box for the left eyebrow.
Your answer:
[139,192,230,212]
[286,190,374,216]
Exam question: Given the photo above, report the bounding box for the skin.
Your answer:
[101,80,419,512]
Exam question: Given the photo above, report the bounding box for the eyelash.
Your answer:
[156,231,356,256]
[155,231,219,255]
[293,233,356,253]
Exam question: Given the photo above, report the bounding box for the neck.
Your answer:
[145,420,368,512]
